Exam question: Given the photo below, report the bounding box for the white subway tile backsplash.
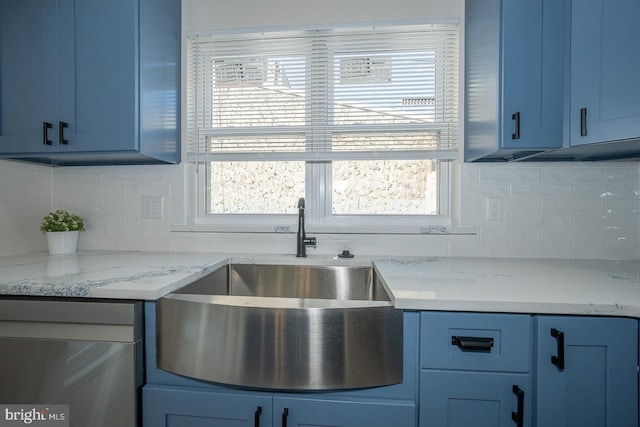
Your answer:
[605,167,640,184]
[503,198,541,214]
[448,237,510,258]
[540,166,605,184]
[97,171,147,186]
[36,162,640,260]
[542,198,604,214]
[478,166,541,184]
[53,170,100,186]
[511,183,573,199]
[573,183,638,199]
[0,160,51,257]
[509,241,573,259]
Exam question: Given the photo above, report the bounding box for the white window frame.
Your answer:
[188,22,458,234]
[193,161,451,233]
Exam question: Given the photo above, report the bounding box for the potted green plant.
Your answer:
[40,210,85,254]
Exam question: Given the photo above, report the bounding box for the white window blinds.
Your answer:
[186,23,459,162]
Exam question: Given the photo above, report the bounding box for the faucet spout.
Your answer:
[296,197,316,257]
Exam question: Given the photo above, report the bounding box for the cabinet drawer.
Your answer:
[420,312,531,372]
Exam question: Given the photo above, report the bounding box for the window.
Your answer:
[187,22,459,232]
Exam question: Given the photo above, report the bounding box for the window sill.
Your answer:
[170,223,477,235]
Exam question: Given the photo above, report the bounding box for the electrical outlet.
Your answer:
[142,196,163,219]
[487,197,502,221]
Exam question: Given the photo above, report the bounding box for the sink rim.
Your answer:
[173,261,394,304]
[163,292,394,309]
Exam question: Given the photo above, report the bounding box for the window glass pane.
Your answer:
[333,51,437,125]
[207,161,305,214]
[210,56,306,129]
[331,160,438,215]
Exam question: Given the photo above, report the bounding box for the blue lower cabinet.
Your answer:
[143,385,273,427]
[535,316,638,427]
[419,371,530,427]
[273,396,415,427]
[143,385,416,427]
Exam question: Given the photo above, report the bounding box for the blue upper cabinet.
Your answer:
[568,0,640,148]
[0,0,60,153]
[535,316,638,427]
[0,0,180,166]
[464,0,566,162]
[517,0,640,160]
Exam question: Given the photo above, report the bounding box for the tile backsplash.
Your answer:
[1,158,636,259]
[38,161,640,260]
[0,160,51,257]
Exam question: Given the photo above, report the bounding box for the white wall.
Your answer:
[32,0,640,260]
[183,0,463,31]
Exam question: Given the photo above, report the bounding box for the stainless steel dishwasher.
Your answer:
[0,298,143,427]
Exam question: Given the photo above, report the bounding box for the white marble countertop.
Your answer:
[0,251,638,318]
[373,257,640,318]
[0,251,229,300]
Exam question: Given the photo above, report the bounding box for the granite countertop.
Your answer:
[0,251,638,318]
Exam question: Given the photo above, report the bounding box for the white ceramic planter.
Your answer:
[46,231,79,255]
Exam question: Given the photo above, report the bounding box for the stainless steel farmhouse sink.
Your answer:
[157,263,403,390]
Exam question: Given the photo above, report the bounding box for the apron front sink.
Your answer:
[157,263,403,390]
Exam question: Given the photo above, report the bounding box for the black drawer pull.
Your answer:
[254,406,262,427]
[511,112,521,139]
[58,121,69,145]
[512,385,524,427]
[42,122,53,145]
[580,107,588,136]
[452,336,494,352]
[550,328,565,370]
[282,408,289,427]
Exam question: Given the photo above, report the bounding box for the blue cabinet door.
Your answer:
[0,0,136,155]
[273,396,416,427]
[143,385,273,427]
[419,371,531,427]
[465,0,565,161]
[57,0,138,153]
[0,0,60,154]
[535,316,638,427]
[501,0,565,149]
[569,0,640,146]
[0,0,179,164]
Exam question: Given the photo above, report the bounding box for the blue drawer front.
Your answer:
[420,312,532,372]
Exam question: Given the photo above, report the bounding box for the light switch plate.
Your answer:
[487,197,502,221]
[142,196,163,219]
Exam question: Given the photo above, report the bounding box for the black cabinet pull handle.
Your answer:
[452,335,494,352]
[254,406,262,427]
[550,328,565,370]
[511,112,521,139]
[58,121,69,145]
[282,408,289,427]
[511,385,524,427]
[42,122,53,145]
[580,107,588,136]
